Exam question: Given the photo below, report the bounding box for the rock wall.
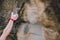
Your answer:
[0,0,60,40]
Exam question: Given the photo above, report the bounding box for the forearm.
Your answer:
[0,20,14,39]
[0,12,18,40]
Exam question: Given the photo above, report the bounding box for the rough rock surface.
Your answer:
[0,0,60,40]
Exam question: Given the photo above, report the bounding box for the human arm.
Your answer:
[0,12,18,40]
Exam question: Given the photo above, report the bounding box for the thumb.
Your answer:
[11,12,14,16]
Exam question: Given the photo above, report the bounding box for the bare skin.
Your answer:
[0,12,18,40]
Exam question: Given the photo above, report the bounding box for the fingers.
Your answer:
[11,12,18,20]
[11,12,18,16]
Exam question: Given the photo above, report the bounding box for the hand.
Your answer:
[11,12,18,20]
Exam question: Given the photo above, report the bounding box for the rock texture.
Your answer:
[17,0,60,40]
[0,0,60,40]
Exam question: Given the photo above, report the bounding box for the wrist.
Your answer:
[10,18,14,22]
